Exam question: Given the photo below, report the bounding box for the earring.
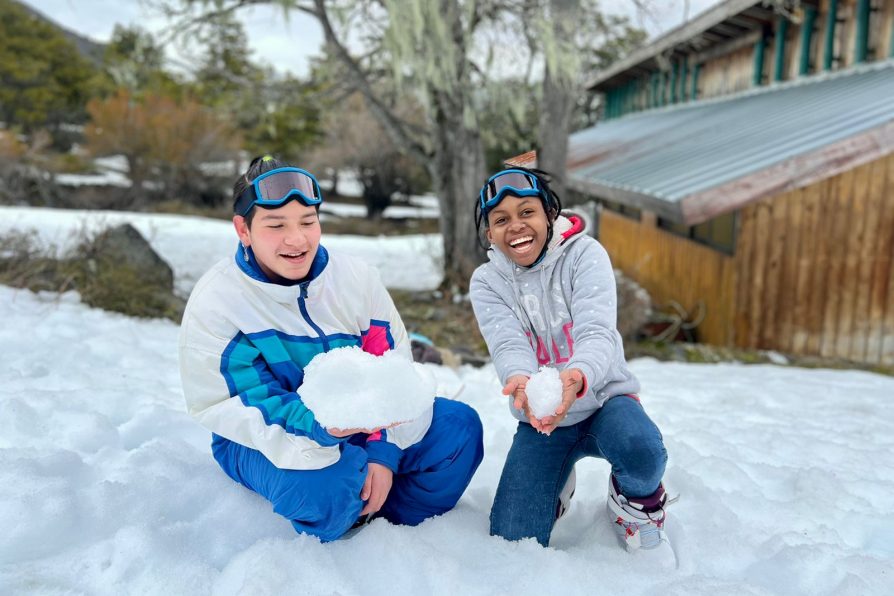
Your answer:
[242,244,250,262]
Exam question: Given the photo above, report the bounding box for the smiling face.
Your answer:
[233,200,322,283]
[485,195,551,267]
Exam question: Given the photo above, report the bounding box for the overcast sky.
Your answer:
[21,0,723,78]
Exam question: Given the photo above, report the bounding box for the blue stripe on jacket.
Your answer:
[220,330,361,444]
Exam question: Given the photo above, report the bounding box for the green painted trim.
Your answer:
[670,62,678,103]
[855,0,871,63]
[680,59,688,101]
[774,16,789,82]
[799,6,817,75]
[690,63,701,100]
[823,0,838,71]
[659,71,666,106]
[753,34,766,86]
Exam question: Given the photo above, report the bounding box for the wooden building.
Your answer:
[559,0,894,365]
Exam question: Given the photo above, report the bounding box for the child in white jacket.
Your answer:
[179,156,483,542]
[470,167,669,550]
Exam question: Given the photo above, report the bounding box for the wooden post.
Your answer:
[690,63,701,100]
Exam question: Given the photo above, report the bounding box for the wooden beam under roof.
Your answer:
[711,22,751,37]
[692,29,763,65]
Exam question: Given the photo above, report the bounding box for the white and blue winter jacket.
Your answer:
[179,245,433,471]
[470,214,640,427]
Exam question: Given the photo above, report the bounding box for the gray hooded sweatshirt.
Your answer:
[470,213,640,427]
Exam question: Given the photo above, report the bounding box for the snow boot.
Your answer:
[606,475,669,551]
[341,512,377,539]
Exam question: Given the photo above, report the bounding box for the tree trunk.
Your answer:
[428,104,487,291]
[330,169,339,197]
[538,65,576,199]
[536,0,581,201]
[125,154,147,209]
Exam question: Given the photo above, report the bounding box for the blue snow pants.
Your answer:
[212,397,484,542]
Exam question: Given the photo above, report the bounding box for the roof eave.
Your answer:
[680,120,894,225]
[586,0,761,90]
[565,177,685,222]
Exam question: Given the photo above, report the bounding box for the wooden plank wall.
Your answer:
[734,154,894,365]
[598,210,736,345]
[879,0,894,59]
[699,45,755,99]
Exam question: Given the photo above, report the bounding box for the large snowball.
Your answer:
[525,367,563,418]
[300,346,436,430]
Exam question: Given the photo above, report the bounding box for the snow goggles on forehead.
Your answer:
[234,167,323,216]
[479,169,544,215]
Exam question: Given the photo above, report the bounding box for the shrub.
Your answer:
[0,227,184,321]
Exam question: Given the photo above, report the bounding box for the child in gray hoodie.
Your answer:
[469,167,670,550]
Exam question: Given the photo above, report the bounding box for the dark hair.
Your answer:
[474,166,564,250]
[232,155,320,227]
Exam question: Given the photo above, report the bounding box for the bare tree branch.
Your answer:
[309,0,431,164]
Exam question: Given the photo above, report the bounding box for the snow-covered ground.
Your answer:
[1,208,893,595]
[321,198,440,220]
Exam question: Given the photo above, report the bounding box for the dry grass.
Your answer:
[0,229,184,321]
[390,289,488,363]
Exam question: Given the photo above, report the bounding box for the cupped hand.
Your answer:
[538,368,584,435]
[502,374,543,432]
[360,462,394,516]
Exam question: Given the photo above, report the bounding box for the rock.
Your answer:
[615,269,651,343]
[91,224,174,291]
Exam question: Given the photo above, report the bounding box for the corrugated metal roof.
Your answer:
[567,60,894,224]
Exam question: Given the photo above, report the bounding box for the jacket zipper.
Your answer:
[298,282,330,351]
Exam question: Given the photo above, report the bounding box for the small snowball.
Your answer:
[300,347,435,430]
[525,367,563,419]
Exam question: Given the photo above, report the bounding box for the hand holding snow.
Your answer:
[525,367,563,419]
[299,346,436,430]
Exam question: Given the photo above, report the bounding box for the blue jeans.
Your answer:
[490,395,667,546]
[213,397,484,542]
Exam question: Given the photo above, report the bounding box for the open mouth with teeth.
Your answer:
[508,235,535,253]
[280,251,308,263]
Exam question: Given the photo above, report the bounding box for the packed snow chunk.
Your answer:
[525,367,563,419]
[299,346,436,430]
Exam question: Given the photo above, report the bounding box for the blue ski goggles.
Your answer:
[234,167,323,216]
[478,169,544,216]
